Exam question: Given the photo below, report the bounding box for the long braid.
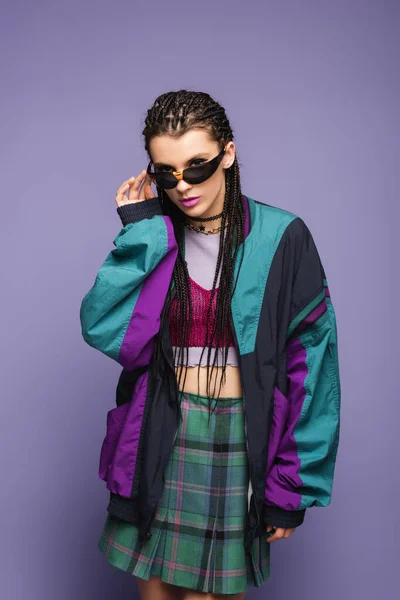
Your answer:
[142,90,245,416]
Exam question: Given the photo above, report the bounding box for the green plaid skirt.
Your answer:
[98,390,270,595]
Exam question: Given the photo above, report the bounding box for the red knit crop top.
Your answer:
[169,277,236,349]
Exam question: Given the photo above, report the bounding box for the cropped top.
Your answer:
[170,226,239,367]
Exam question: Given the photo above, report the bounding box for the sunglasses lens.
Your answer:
[185,161,218,184]
[184,167,207,184]
[150,172,177,189]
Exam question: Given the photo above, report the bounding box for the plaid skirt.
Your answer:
[98,389,270,595]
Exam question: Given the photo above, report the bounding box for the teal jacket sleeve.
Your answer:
[79,197,178,370]
[264,217,341,529]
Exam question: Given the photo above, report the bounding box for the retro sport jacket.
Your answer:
[79,193,341,553]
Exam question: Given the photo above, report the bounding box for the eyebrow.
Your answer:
[153,152,209,168]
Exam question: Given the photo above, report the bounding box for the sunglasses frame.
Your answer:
[147,145,228,189]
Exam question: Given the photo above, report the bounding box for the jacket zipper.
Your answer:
[230,312,260,548]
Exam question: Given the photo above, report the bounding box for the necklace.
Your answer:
[184,221,226,235]
[188,210,224,222]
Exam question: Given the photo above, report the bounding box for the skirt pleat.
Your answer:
[98,389,270,595]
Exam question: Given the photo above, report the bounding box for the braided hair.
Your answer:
[142,90,245,416]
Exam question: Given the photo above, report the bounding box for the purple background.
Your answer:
[1,1,398,598]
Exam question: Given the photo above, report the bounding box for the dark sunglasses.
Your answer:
[147,145,227,190]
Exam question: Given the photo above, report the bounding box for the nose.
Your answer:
[175,179,192,195]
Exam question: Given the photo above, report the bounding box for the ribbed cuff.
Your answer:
[117,196,163,226]
[263,505,306,529]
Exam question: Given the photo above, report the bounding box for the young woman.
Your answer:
[80,90,341,599]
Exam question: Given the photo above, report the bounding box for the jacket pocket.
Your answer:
[98,370,149,494]
[98,402,130,481]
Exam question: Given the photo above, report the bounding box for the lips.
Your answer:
[180,196,200,207]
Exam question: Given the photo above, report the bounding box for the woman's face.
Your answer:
[148,128,236,220]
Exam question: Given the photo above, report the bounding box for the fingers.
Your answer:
[115,170,155,207]
[265,526,282,542]
[127,169,147,202]
[147,176,157,198]
[115,181,130,206]
[265,525,295,542]
[139,173,156,201]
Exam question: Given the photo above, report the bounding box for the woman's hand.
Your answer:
[265,524,296,542]
[115,169,156,208]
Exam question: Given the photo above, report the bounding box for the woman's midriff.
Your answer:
[174,365,243,398]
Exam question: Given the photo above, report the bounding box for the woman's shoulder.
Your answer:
[247,197,322,272]
[246,194,305,241]
[248,195,298,219]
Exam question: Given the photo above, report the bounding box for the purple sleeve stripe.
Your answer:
[118,216,178,370]
[264,338,308,510]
